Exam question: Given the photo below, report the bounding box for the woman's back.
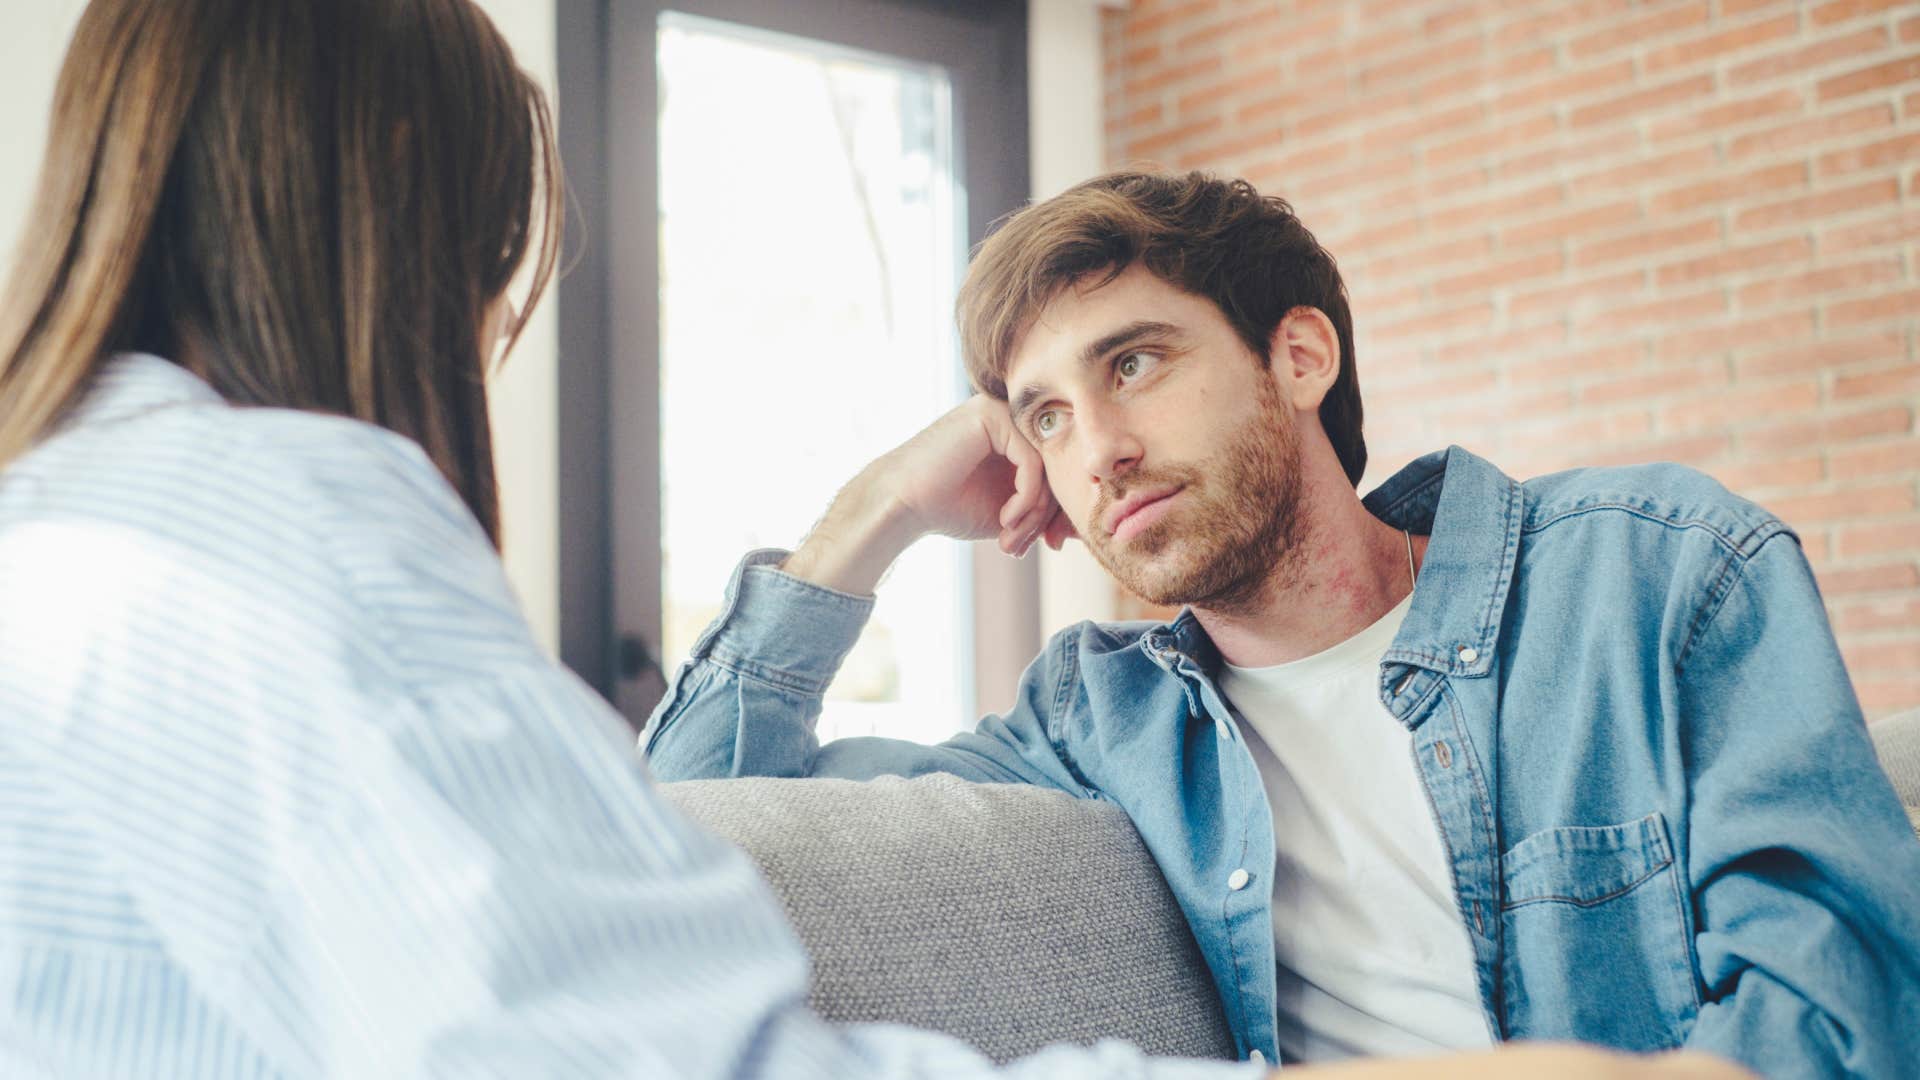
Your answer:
[0,353,808,1077]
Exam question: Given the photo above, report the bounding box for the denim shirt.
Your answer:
[644,446,1920,1078]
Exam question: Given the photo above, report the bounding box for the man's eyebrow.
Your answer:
[1008,320,1181,428]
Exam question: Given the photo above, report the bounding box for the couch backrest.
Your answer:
[662,774,1238,1065]
[1870,708,1920,838]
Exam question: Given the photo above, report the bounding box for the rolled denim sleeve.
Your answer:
[1676,532,1920,1079]
[642,550,1095,795]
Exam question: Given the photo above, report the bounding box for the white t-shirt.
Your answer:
[1216,592,1494,1062]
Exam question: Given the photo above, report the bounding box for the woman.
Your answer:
[0,2,1752,1079]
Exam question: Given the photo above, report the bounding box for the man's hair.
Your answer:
[956,170,1366,487]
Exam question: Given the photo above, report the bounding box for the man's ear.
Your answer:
[1266,307,1341,411]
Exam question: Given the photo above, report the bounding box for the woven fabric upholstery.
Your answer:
[662,774,1237,1065]
[1870,709,1920,839]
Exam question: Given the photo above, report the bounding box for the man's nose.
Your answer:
[1078,400,1143,485]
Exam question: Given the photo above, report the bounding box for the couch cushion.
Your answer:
[1870,708,1920,838]
[661,774,1237,1065]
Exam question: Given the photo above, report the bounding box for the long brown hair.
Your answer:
[0,0,562,546]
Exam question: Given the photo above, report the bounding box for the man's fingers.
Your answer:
[1042,504,1077,550]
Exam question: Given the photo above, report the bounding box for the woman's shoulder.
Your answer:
[0,356,530,671]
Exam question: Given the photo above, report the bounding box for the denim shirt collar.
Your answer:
[1143,445,1523,698]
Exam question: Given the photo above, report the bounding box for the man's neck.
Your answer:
[1193,472,1426,669]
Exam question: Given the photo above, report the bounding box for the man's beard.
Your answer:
[1086,378,1304,615]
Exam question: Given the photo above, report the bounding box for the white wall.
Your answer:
[0,2,563,652]
[1029,0,1123,634]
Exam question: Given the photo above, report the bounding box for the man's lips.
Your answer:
[1104,486,1183,541]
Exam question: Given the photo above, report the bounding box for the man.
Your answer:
[643,172,1920,1078]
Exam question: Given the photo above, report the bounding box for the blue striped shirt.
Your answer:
[0,353,1252,1080]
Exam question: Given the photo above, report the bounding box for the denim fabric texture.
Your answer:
[644,446,1920,1079]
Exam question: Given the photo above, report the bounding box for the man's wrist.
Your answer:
[780,470,923,595]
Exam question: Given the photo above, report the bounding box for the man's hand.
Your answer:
[780,395,1071,595]
[1279,1045,1756,1080]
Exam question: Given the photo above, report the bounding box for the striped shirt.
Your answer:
[0,353,1251,1080]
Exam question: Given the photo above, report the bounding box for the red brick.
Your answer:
[1125,56,1223,96]
[1570,75,1717,130]
[1648,88,1807,143]
[1645,14,1803,74]
[1427,111,1560,170]
[1577,434,1732,469]
[1507,342,1644,387]
[1582,364,1732,408]
[1578,289,1730,340]
[1504,409,1654,455]
[1509,269,1649,323]
[1737,258,1906,309]
[1844,638,1920,673]
[1768,482,1915,524]
[1839,518,1920,559]
[1751,405,1912,451]
[1903,15,1920,45]
[1729,103,1895,159]
[1654,236,1812,288]
[1502,200,1641,249]
[1569,146,1719,202]
[1818,54,1920,104]
[1662,379,1824,432]
[1723,0,1797,14]
[1856,677,1920,716]
[1825,208,1920,255]
[1736,329,1906,378]
[1427,182,1566,237]
[1569,2,1711,61]
[1829,436,1920,479]
[1361,234,1496,283]
[1830,287,1920,327]
[1177,68,1283,117]
[1573,218,1721,270]
[1816,561,1920,594]
[1433,322,1573,368]
[1360,103,1486,157]
[1433,251,1567,298]
[1238,89,1315,127]
[1655,309,1819,364]
[1125,0,1222,40]
[1492,0,1634,53]
[1496,128,1642,184]
[1492,59,1638,117]
[1734,178,1901,231]
[1371,302,1497,344]
[1834,361,1920,401]
[1818,131,1920,178]
[1126,114,1226,159]
[1833,593,1920,632]
[1728,27,1892,87]
[1175,8,1282,54]
[1711,455,1828,495]
[1812,0,1914,28]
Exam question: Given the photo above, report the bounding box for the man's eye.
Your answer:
[1034,409,1060,438]
[1117,352,1155,381]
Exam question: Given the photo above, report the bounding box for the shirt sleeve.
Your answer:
[642,549,1098,796]
[1674,532,1920,1080]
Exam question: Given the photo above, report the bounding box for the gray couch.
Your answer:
[661,710,1920,1065]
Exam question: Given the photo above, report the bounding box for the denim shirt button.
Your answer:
[1227,868,1251,891]
[1435,740,1454,769]
[1456,645,1479,664]
[1249,1049,1266,1066]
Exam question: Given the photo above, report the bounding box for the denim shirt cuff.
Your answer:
[688,548,875,695]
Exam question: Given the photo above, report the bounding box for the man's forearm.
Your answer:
[781,468,924,595]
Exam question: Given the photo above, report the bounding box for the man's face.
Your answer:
[1002,265,1305,611]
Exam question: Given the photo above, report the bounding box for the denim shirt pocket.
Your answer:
[1498,813,1700,1051]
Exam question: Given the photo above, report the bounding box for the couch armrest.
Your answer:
[661,774,1237,1065]
[1870,708,1920,838]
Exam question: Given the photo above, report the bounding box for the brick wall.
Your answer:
[1102,0,1920,719]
